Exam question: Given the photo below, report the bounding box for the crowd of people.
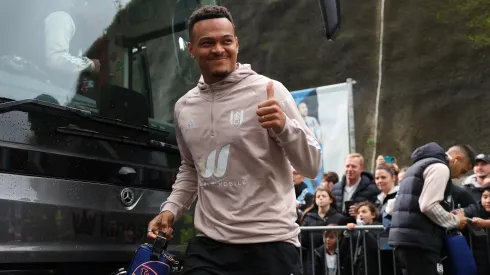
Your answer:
[295,144,490,275]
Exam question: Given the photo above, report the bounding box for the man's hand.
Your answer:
[451,208,463,215]
[471,217,486,229]
[147,211,174,240]
[257,81,286,134]
[348,204,359,217]
[91,59,101,73]
[457,211,468,230]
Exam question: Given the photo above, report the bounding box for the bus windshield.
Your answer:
[0,0,216,133]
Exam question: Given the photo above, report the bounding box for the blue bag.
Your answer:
[443,233,477,275]
[127,233,179,275]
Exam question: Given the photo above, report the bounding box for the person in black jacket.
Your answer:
[344,201,382,275]
[331,153,380,223]
[300,186,345,275]
[456,184,490,275]
[313,230,344,275]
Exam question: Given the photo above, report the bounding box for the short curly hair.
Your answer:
[188,5,235,39]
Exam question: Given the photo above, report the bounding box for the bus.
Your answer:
[0,0,339,274]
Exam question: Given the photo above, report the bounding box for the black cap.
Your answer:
[475,154,490,163]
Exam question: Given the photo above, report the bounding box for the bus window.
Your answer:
[0,0,216,138]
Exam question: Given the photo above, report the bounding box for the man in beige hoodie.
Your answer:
[146,5,322,275]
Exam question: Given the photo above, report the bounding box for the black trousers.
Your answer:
[182,237,303,275]
[395,247,442,275]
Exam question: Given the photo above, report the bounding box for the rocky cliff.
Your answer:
[221,0,490,169]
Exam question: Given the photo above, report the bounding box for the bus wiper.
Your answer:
[57,124,179,153]
[0,97,92,116]
[0,98,170,137]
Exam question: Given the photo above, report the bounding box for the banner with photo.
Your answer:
[290,79,356,193]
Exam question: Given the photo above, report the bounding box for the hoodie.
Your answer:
[160,64,322,246]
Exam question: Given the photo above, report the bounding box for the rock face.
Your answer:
[220,0,490,169]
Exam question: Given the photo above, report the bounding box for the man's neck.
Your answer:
[202,64,239,85]
[203,75,226,85]
[346,177,360,187]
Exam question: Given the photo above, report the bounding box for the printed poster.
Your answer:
[291,80,355,193]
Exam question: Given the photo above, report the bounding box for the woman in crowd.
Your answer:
[374,164,399,224]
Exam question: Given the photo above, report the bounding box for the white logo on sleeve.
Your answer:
[199,144,231,178]
[186,119,196,129]
[229,110,244,128]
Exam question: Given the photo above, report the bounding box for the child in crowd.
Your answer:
[314,229,342,275]
[456,185,490,275]
[300,186,344,275]
[342,201,381,275]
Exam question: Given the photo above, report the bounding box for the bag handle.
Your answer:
[150,232,168,261]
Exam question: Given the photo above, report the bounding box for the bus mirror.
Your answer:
[318,0,341,40]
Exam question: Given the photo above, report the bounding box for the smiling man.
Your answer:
[146,5,321,275]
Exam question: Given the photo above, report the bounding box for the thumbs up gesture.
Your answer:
[257,81,286,133]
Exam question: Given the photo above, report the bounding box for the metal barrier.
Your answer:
[299,225,387,275]
[299,225,490,275]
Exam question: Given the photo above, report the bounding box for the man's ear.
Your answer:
[454,155,464,163]
[187,42,194,58]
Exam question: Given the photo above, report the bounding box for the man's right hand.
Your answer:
[348,204,359,217]
[457,211,468,230]
[91,59,101,73]
[147,211,174,240]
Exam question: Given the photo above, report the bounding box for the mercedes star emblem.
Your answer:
[120,188,135,206]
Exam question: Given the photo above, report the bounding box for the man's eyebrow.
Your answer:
[198,34,235,42]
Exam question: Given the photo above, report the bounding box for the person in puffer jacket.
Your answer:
[331,153,380,223]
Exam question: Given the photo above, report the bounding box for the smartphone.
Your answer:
[344,201,355,212]
[465,218,488,237]
[384,156,395,163]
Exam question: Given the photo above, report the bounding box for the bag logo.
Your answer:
[199,144,231,178]
[132,261,170,275]
[436,263,444,275]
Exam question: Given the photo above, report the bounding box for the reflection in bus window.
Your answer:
[0,0,217,138]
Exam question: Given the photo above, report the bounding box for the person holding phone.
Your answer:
[331,153,380,223]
